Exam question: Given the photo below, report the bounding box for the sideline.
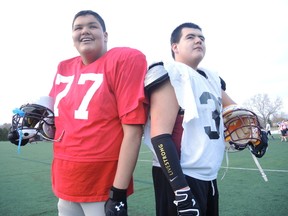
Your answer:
[138,159,288,173]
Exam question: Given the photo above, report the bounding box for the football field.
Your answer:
[0,135,287,215]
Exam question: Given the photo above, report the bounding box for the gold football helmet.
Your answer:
[223,105,261,150]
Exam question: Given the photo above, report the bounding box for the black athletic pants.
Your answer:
[152,166,219,216]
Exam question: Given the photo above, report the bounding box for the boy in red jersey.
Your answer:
[49,10,147,216]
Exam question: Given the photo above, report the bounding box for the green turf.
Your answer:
[0,135,287,215]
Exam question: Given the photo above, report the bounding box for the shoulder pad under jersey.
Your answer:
[145,62,169,92]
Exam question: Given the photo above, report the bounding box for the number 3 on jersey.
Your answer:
[200,92,221,139]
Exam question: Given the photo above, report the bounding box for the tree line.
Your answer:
[243,93,286,128]
[0,123,10,141]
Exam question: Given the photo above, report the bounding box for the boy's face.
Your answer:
[72,14,108,60]
[172,27,206,67]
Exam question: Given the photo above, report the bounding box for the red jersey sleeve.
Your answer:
[110,48,148,124]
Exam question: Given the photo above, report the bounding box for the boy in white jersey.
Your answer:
[144,23,267,216]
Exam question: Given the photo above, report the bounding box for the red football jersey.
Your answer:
[49,47,148,202]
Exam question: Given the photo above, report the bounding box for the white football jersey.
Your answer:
[144,61,225,181]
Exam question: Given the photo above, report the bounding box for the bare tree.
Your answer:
[243,93,283,126]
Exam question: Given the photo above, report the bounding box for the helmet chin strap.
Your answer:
[41,130,65,142]
[16,129,65,154]
[221,146,268,182]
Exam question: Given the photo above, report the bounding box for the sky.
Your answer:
[1,0,288,124]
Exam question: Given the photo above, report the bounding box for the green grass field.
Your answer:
[1,135,287,215]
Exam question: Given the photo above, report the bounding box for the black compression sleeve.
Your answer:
[151,134,188,191]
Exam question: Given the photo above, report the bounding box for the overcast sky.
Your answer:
[1,0,287,124]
